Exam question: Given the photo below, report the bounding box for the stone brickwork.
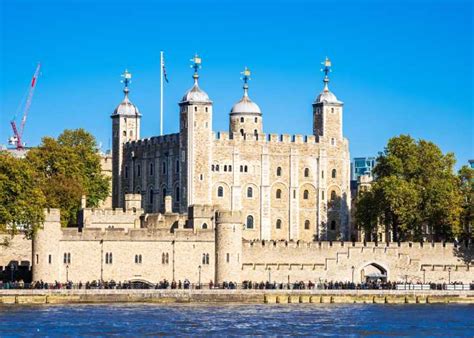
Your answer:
[31,208,473,285]
[115,67,351,241]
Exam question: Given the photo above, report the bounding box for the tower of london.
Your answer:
[113,56,351,242]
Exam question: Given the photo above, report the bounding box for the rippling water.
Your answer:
[0,303,473,336]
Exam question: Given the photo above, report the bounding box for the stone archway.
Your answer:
[359,262,388,283]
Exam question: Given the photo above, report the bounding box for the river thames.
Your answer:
[0,303,472,336]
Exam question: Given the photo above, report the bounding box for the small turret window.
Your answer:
[331,138,336,146]
[137,165,141,177]
[240,117,244,123]
[149,163,154,176]
[254,117,258,123]
[175,187,180,202]
[205,107,208,112]
[176,160,179,173]
[149,188,154,204]
[246,215,254,229]
[247,187,253,198]
[276,189,282,199]
[305,220,310,230]
[244,165,248,173]
[202,223,208,229]
[194,106,197,112]
[217,186,224,197]
[304,168,309,177]
[240,129,244,136]
[303,190,309,200]
[276,219,282,229]
[276,167,282,176]
[332,169,337,178]
[123,131,126,137]
[125,166,128,179]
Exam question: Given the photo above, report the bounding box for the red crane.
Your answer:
[9,63,41,149]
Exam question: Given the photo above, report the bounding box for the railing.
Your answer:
[2,281,473,291]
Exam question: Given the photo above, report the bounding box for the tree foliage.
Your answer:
[0,152,46,237]
[355,135,465,242]
[26,129,110,226]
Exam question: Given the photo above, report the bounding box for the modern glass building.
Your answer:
[351,157,376,181]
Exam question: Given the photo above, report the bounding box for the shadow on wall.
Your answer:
[321,193,349,241]
[453,242,473,266]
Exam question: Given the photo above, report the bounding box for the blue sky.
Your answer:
[1,0,472,167]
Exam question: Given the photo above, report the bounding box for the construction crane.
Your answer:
[8,63,41,149]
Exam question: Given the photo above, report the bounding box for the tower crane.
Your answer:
[8,63,41,149]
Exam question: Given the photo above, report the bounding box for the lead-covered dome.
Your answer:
[113,90,141,116]
[315,86,340,104]
[181,81,211,103]
[231,93,261,115]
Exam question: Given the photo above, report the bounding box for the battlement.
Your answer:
[214,131,318,145]
[188,204,215,219]
[82,208,142,217]
[44,208,61,222]
[125,133,179,149]
[242,240,465,251]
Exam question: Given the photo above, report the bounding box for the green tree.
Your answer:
[26,129,109,226]
[356,135,463,242]
[0,152,46,237]
[458,165,474,240]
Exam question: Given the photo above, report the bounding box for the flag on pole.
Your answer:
[162,58,169,83]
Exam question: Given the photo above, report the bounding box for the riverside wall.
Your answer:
[0,289,472,305]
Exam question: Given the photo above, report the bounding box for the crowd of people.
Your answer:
[1,279,473,290]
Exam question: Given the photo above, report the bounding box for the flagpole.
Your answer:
[160,51,164,136]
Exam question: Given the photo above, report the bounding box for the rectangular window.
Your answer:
[48,255,52,264]
[36,254,39,264]
[226,253,230,263]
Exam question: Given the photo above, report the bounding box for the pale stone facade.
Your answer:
[114,60,350,241]
[32,206,473,284]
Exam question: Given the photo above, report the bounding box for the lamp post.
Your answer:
[421,268,426,284]
[198,265,202,289]
[66,264,69,282]
[268,267,271,284]
[448,267,451,284]
[351,266,355,284]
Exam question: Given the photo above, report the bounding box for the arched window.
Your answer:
[276,219,282,229]
[331,107,334,113]
[211,164,215,171]
[205,107,208,112]
[165,253,169,264]
[246,215,254,229]
[137,165,141,177]
[244,165,248,173]
[205,253,210,264]
[162,162,167,174]
[276,167,282,176]
[125,166,128,179]
[123,130,127,137]
[254,117,258,123]
[217,186,224,197]
[322,191,325,200]
[149,162,154,176]
[330,220,336,230]
[240,117,244,123]
[202,253,206,264]
[332,169,337,179]
[331,191,336,201]
[331,138,335,146]
[229,165,232,172]
[149,188,154,204]
[202,223,208,229]
[303,190,309,200]
[194,106,198,112]
[304,168,309,177]
[175,187,180,202]
[321,170,324,179]
[176,160,179,173]
[162,188,167,203]
[304,220,310,230]
[247,187,253,198]
[161,253,166,264]
[216,164,219,171]
[224,165,227,172]
[240,129,244,136]
[276,189,282,199]
[254,130,258,136]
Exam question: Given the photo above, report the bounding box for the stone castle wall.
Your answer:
[31,209,473,285]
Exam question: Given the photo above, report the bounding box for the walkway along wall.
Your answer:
[32,209,473,284]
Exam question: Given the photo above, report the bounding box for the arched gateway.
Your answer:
[359,262,388,283]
